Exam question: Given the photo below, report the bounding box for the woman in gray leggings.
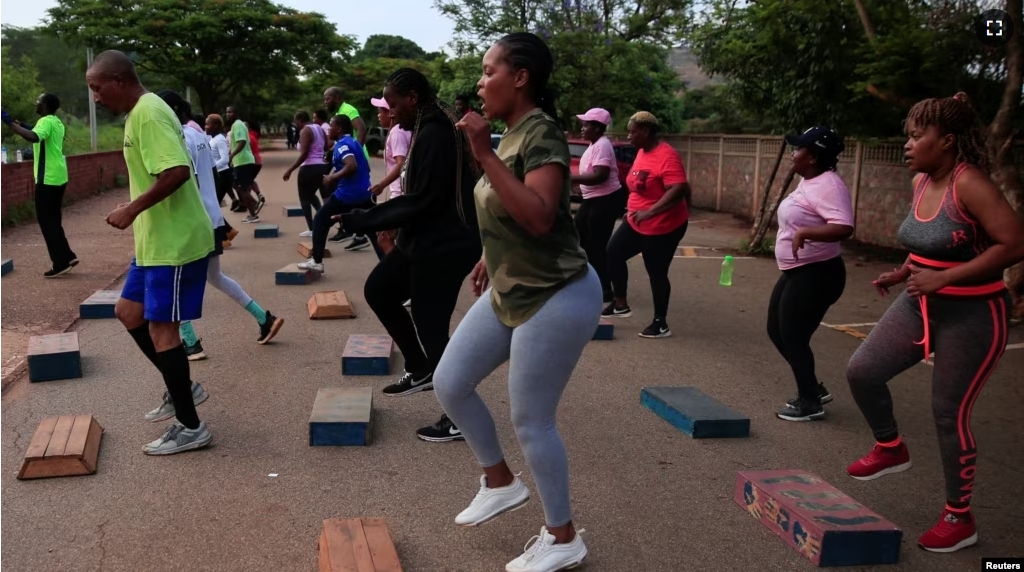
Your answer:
[438,32,601,572]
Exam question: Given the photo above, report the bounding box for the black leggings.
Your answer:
[216,169,237,203]
[311,196,383,262]
[297,164,329,230]
[767,256,846,400]
[35,183,76,266]
[847,291,1010,507]
[607,221,688,319]
[575,188,626,299]
[364,244,480,377]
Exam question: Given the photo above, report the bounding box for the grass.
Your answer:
[2,115,124,158]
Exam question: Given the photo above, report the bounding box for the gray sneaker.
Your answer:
[142,422,212,455]
[144,382,209,423]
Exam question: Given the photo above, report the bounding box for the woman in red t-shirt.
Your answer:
[246,121,266,210]
[603,111,691,338]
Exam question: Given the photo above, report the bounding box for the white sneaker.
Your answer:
[298,258,324,273]
[403,299,411,308]
[142,422,212,455]
[455,474,531,526]
[506,527,588,572]
[299,230,313,237]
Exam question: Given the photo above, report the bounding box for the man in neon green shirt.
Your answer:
[86,50,214,456]
[2,94,79,277]
[226,105,261,223]
[324,86,370,161]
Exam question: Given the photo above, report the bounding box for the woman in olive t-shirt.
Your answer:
[433,32,600,572]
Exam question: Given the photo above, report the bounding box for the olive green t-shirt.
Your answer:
[31,115,68,186]
[474,108,589,327]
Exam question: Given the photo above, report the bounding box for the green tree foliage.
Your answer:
[2,26,90,117]
[45,0,356,117]
[690,0,1012,137]
[356,35,430,61]
[1,46,45,123]
[433,0,689,130]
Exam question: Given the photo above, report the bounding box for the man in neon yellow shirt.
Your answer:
[226,105,261,223]
[324,86,370,161]
[2,94,79,277]
[86,50,214,456]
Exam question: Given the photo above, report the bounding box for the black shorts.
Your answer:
[233,163,258,188]
[212,225,228,257]
[253,163,263,178]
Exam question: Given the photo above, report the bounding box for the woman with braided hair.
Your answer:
[334,67,482,440]
[844,92,1024,553]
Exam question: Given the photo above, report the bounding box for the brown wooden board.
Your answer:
[308,291,355,320]
[18,415,104,480]
[318,518,403,572]
[299,241,332,259]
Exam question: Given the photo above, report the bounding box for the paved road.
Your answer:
[2,146,1022,572]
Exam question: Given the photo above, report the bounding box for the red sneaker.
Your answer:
[918,510,978,553]
[847,442,912,480]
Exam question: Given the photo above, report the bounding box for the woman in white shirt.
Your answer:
[205,113,239,222]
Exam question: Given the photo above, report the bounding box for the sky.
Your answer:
[0,0,458,53]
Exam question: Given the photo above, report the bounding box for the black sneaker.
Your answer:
[601,302,632,318]
[43,263,73,278]
[329,230,353,244]
[69,258,80,267]
[776,398,825,422]
[257,311,284,345]
[383,371,434,397]
[230,201,245,212]
[184,339,207,361]
[639,319,672,339]
[785,384,834,408]
[255,195,266,215]
[345,236,370,251]
[416,414,465,443]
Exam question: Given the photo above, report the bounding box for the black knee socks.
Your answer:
[128,323,160,369]
[156,345,200,429]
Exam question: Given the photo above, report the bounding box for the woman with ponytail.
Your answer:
[334,68,482,439]
[435,32,599,572]
[845,92,1024,553]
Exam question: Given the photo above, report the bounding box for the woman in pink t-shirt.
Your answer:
[604,111,691,339]
[571,107,626,303]
[368,94,411,255]
[771,126,854,422]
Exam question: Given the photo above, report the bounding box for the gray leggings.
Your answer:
[434,266,602,527]
[847,290,1010,506]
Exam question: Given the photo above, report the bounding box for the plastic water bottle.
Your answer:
[719,255,734,287]
[15,149,23,162]
[1,146,7,164]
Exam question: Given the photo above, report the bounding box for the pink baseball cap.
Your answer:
[576,108,612,125]
[370,95,389,110]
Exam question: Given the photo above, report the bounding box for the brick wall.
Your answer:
[1,151,128,215]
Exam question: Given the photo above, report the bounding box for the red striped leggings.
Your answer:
[846,290,1010,506]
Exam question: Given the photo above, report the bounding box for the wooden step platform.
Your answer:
[28,332,83,383]
[319,518,403,572]
[255,224,279,238]
[276,264,321,285]
[283,205,303,217]
[299,241,332,259]
[735,470,902,567]
[310,387,373,446]
[342,335,393,376]
[309,291,355,319]
[18,415,104,480]
[640,386,749,438]
[80,290,120,319]
[592,318,614,340]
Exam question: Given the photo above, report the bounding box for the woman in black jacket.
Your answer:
[337,68,482,441]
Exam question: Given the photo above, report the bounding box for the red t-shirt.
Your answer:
[248,130,262,164]
[625,141,689,235]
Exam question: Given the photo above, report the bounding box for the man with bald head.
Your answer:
[86,49,215,456]
[323,86,369,162]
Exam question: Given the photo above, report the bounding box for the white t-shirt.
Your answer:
[183,126,225,228]
[210,133,230,172]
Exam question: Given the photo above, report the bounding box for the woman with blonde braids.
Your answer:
[845,93,1024,553]
[334,68,482,442]
[604,111,692,339]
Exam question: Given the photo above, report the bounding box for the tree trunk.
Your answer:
[851,0,877,43]
[989,0,1024,320]
[750,139,787,245]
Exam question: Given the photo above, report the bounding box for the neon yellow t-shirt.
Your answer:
[31,115,69,186]
[123,93,213,267]
[336,102,370,161]
[230,119,255,166]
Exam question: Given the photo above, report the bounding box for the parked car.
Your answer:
[568,139,637,203]
[364,126,388,156]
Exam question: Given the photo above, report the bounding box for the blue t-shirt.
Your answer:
[332,135,372,203]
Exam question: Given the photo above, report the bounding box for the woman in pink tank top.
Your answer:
[283,110,330,234]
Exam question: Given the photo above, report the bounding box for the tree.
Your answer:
[45,0,356,117]
[1,26,90,117]
[356,35,429,61]
[1,46,45,125]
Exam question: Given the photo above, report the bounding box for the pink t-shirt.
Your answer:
[579,136,620,199]
[385,126,411,199]
[775,171,854,270]
[186,120,203,134]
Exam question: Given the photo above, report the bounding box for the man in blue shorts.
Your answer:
[86,50,215,455]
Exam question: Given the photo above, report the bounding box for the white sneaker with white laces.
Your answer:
[299,230,313,237]
[455,474,531,526]
[298,258,324,273]
[506,527,588,572]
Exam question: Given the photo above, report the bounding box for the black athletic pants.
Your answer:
[35,183,76,267]
[297,164,329,230]
[575,188,626,300]
[311,196,383,262]
[607,220,688,319]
